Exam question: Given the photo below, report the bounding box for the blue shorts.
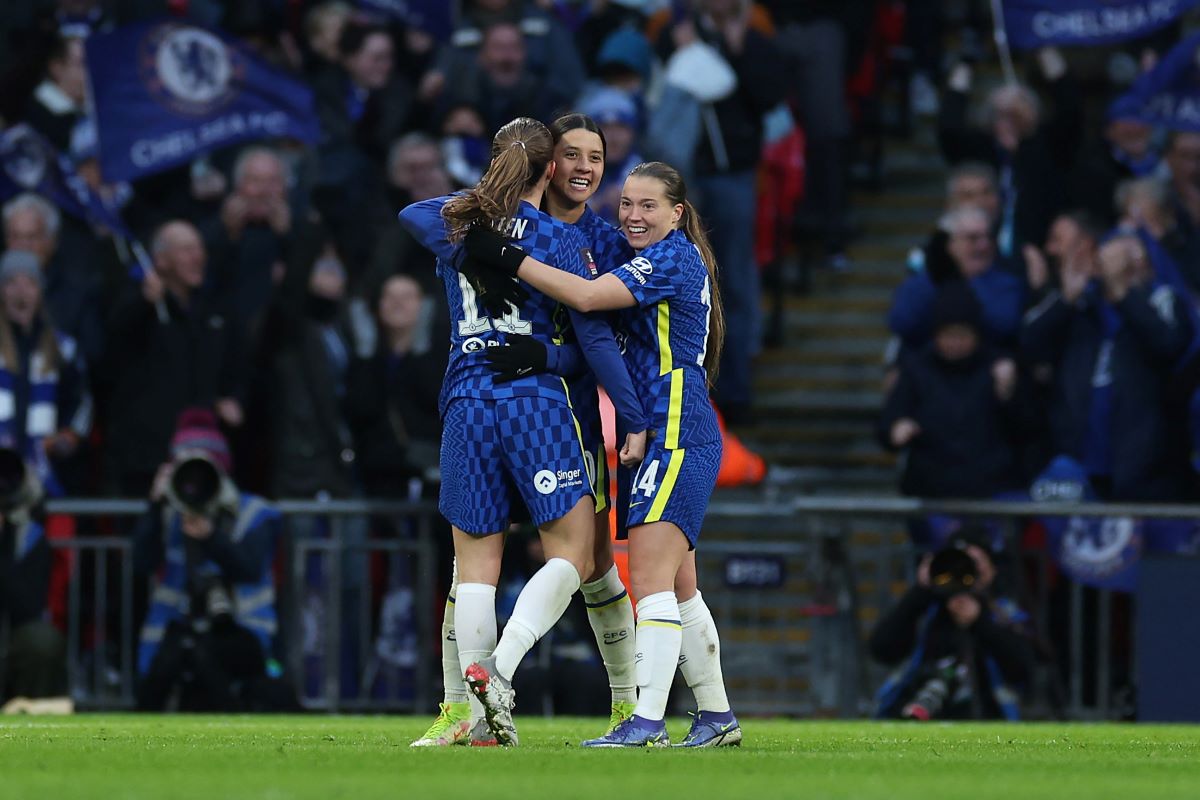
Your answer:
[440,396,594,535]
[615,439,722,548]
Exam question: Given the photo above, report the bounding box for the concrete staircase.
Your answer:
[738,125,946,496]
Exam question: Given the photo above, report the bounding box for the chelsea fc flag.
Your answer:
[86,19,320,182]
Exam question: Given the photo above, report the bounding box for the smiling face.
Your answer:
[1,272,41,330]
[550,128,605,209]
[619,174,682,251]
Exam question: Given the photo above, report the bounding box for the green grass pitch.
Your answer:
[1,716,1198,800]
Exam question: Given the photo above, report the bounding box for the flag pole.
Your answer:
[989,0,1019,86]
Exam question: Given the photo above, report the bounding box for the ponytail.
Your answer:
[681,200,725,384]
[442,118,554,242]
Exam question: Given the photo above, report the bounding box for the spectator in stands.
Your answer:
[1067,115,1158,229]
[439,104,490,188]
[436,21,570,136]
[938,51,1078,257]
[24,35,85,152]
[302,1,353,74]
[946,162,1001,224]
[434,0,587,112]
[201,147,295,337]
[763,0,854,266]
[253,225,357,500]
[869,531,1034,720]
[367,134,452,299]
[134,409,292,712]
[313,21,412,234]
[0,453,68,713]
[346,274,443,497]
[104,221,246,496]
[880,282,1027,499]
[0,250,91,496]
[581,87,642,226]
[889,207,1025,353]
[1161,132,1200,285]
[3,193,106,369]
[655,0,784,423]
[1023,211,1105,310]
[1020,235,1193,501]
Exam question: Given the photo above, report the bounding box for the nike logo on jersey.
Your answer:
[516,367,533,376]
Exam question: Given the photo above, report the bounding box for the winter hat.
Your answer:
[582,86,640,130]
[0,250,43,287]
[170,408,233,473]
[930,281,982,333]
[596,26,653,83]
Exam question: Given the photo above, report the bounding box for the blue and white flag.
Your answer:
[1108,32,1200,130]
[86,19,320,183]
[357,0,455,39]
[0,124,131,237]
[1002,0,1199,50]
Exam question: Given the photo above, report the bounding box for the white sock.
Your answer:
[632,591,682,722]
[493,557,580,680]
[581,565,637,705]
[441,597,470,705]
[678,591,730,713]
[441,561,469,705]
[454,582,497,720]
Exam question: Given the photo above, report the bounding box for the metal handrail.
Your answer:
[45,495,1200,520]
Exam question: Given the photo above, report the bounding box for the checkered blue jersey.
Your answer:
[564,206,636,429]
[611,228,721,448]
[404,196,592,415]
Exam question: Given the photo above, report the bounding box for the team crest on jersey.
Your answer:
[139,22,245,116]
[580,247,598,277]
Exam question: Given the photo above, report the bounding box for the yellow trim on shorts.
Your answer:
[645,448,686,523]
[656,303,672,376]
[665,369,684,450]
[560,377,593,493]
[593,443,608,513]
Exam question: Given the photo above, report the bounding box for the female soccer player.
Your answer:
[404,114,643,746]
[463,161,742,747]
[398,117,647,747]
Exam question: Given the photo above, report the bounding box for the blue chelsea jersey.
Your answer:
[438,200,592,413]
[611,229,720,448]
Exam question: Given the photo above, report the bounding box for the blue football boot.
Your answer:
[581,714,670,748]
[673,710,742,748]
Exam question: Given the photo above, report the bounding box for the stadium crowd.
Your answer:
[2,0,1196,722]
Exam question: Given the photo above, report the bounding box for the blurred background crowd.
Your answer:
[2,0,1200,721]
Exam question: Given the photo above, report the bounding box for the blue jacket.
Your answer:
[889,268,1025,351]
[1021,283,1194,500]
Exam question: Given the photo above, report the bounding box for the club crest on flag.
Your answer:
[139,23,244,117]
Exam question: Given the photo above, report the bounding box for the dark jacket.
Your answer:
[678,22,785,175]
[1020,283,1194,500]
[254,287,356,499]
[0,516,49,629]
[869,585,1035,719]
[879,345,1029,498]
[345,345,443,496]
[938,78,1079,253]
[889,268,1025,352]
[104,284,246,484]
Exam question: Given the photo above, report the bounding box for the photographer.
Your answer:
[0,449,68,712]
[134,409,291,711]
[869,533,1034,721]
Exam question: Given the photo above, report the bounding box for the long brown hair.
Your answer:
[0,308,60,378]
[442,117,555,242]
[627,161,725,383]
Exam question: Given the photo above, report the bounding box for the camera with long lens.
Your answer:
[164,454,229,517]
[927,544,979,597]
[0,446,40,515]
